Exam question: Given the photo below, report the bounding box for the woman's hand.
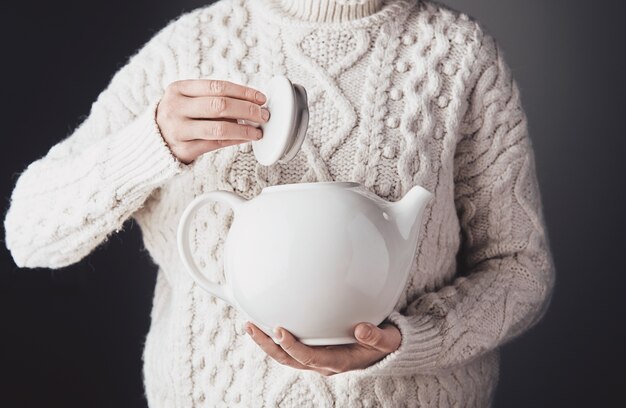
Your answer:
[156,79,271,164]
[244,321,401,376]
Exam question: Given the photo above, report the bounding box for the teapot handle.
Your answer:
[176,191,246,307]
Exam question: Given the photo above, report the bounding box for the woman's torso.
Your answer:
[132,1,498,406]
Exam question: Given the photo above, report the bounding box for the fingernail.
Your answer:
[357,324,372,339]
[255,91,266,103]
[255,128,263,140]
[261,107,270,121]
[244,324,253,336]
[273,327,283,342]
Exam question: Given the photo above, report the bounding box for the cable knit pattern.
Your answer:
[3,0,556,406]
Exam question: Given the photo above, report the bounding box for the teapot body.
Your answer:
[178,181,433,345]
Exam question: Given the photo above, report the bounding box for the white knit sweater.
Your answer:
[3,0,556,406]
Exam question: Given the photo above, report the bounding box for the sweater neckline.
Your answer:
[250,0,416,29]
[274,0,384,23]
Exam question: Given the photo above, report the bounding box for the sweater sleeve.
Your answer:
[3,12,199,269]
[354,31,556,376]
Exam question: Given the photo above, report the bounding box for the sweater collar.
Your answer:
[273,0,385,23]
[253,0,414,28]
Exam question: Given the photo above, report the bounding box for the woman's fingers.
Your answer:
[245,323,396,376]
[244,323,312,371]
[181,95,270,124]
[183,119,263,142]
[157,78,268,163]
[173,79,266,104]
[161,119,260,164]
[353,322,402,354]
[276,326,394,372]
[244,321,401,376]
[274,327,353,373]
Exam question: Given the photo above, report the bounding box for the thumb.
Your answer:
[354,322,401,353]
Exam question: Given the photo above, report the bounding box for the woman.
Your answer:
[4,0,556,406]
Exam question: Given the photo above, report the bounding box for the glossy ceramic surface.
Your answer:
[177,181,433,345]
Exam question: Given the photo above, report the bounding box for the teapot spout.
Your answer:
[389,185,434,240]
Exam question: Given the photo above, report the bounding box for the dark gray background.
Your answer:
[1,0,624,407]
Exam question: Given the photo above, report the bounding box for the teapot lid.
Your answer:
[252,75,309,166]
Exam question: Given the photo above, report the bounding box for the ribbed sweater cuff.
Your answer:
[351,311,444,377]
[102,100,190,201]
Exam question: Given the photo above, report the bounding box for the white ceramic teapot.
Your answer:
[177,181,433,345]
